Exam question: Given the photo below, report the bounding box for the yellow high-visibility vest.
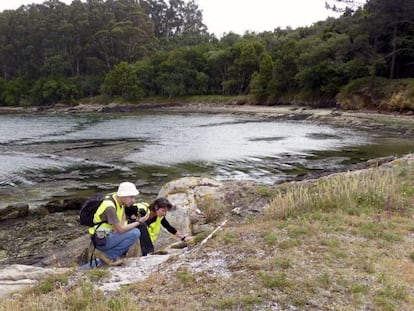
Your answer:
[88,194,125,235]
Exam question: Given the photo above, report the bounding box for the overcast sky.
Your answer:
[0,0,343,36]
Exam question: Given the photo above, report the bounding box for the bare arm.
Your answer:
[113,220,140,234]
[105,206,148,234]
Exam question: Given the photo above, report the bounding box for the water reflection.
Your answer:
[124,115,366,165]
[1,112,410,199]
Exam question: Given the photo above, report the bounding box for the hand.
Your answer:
[138,213,149,223]
[182,235,194,242]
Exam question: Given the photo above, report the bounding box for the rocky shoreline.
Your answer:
[2,101,414,134]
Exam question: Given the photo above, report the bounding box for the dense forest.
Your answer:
[0,0,413,109]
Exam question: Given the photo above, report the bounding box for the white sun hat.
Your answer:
[117,182,139,197]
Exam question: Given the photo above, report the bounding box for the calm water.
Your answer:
[0,112,413,206]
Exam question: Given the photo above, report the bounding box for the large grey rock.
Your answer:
[0,264,70,298]
[40,234,91,267]
[155,176,224,249]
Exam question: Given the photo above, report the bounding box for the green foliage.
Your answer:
[0,78,32,106]
[294,32,351,98]
[102,62,145,100]
[250,52,276,103]
[0,0,413,108]
[31,76,80,105]
[223,40,264,95]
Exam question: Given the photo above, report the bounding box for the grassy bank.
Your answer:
[337,77,414,113]
[2,158,414,310]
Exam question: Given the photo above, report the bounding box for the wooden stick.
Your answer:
[198,219,228,247]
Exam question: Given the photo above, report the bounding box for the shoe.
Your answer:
[96,251,124,266]
[151,250,168,255]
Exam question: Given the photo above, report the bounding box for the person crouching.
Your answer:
[90,182,147,265]
[126,197,193,256]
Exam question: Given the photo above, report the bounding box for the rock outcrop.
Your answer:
[0,264,70,298]
[155,176,224,248]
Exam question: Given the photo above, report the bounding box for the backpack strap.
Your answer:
[91,194,117,227]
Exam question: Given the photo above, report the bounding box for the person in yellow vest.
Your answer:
[126,197,193,256]
[90,181,148,266]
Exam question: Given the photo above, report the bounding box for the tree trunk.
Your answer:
[389,23,397,79]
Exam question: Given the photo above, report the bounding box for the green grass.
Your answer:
[85,268,110,282]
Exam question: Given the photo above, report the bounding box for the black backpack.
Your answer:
[79,193,115,227]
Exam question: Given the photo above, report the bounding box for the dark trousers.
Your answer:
[138,222,154,256]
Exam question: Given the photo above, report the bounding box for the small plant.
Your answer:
[351,283,369,294]
[256,185,275,198]
[273,258,292,269]
[199,197,225,223]
[263,231,278,245]
[85,268,110,282]
[33,273,69,294]
[241,294,263,306]
[320,238,341,248]
[259,271,292,289]
[175,266,195,283]
[277,238,302,250]
[65,281,106,310]
[193,230,209,243]
[318,272,332,288]
[361,258,376,274]
[374,284,409,309]
[108,298,123,311]
[222,231,238,244]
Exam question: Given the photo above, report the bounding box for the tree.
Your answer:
[327,0,414,78]
[294,30,353,99]
[139,0,206,38]
[366,0,414,78]
[223,40,264,95]
[101,61,144,100]
[250,52,275,103]
[152,46,208,97]
[30,76,79,105]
